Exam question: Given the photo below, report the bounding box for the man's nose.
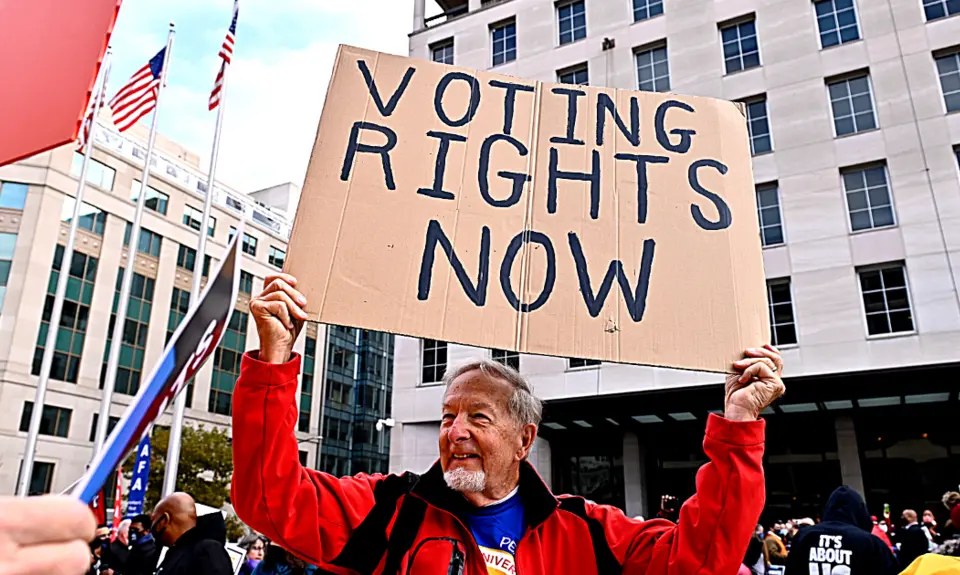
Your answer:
[448,414,471,441]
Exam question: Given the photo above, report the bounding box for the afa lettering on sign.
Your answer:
[287,45,769,373]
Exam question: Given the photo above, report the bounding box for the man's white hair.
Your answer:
[441,357,542,428]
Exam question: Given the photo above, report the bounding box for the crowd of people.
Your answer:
[738,487,960,574]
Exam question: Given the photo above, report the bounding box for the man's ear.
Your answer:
[517,424,538,461]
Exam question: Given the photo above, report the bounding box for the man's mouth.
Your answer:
[452,454,479,460]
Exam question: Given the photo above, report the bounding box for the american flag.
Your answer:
[109,48,166,133]
[209,0,239,111]
[77,91,105,154]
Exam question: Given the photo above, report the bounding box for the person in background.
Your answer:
[742,528,766,575]
[123,514,159,575]
[150,492,233,575]
[252,544,321,575]
[922,509,940,547]
[100,519,130,575]
[871,515,896,554]
[784,486,897,575]
[240,536,267,575]
[933,501,960,558]
[897,509,933,570]
[0,496,97,575]
[763,526,788,572]
[942,492,960,539]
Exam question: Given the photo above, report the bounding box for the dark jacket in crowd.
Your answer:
[784,486,899,575]
[125,532,161,575]
[897,523,932,570]
[155,513,233,575]
[100,539,130,573]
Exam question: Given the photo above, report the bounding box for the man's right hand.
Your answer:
[0,495,96,575]
[250,273,309,364]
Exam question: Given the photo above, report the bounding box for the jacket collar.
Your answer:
[410,460,559,529]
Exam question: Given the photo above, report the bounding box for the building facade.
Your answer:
[0,120,393,498]
[393,0,960,524]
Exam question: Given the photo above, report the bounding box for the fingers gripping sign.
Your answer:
[250,273,310,364]
[724,344,786,422]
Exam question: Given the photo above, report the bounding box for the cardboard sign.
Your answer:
[288,45,769,372]
[74,225,242,504]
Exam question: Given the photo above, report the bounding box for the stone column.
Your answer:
[413,0,426,32]
[835,415,864,496]
[623,432,648,518]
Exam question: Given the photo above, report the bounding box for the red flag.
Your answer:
[89,488,107,525]
[111,468,123,541]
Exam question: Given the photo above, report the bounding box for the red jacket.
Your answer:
[231,351,768,575]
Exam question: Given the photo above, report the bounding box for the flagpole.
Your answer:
[17,50,114,497]
[162,58,230,499]
[94,24,176,458]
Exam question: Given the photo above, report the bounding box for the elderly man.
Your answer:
[232,273,785,574]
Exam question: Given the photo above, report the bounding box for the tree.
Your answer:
[143,425,234,512]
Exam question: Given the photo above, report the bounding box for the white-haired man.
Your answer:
[231,273,785,575]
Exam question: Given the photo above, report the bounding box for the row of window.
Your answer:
[65,152,288,270]
[430,0,960,119]
[420,259,917,381]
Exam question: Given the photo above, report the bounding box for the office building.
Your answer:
[393,0,960,523]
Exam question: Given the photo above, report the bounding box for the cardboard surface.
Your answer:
[0,0,120,167]
[287,45,769,373]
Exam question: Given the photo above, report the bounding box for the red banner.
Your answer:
[111,468,123,541]
[0,0,122,167]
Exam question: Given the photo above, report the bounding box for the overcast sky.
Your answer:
[106,0,417,193]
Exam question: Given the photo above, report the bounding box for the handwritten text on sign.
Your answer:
[288,46,768,372]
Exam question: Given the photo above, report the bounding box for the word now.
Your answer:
[340,59,733,231]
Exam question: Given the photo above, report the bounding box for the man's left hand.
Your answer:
[724,345,785,422]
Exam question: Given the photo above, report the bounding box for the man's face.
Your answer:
[439,369,528,496]
[150,511,174,548]
[129,522,146,541]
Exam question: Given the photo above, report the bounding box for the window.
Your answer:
[744,96,772,154]
[70,152,115,190]
[299,451,309,466]
[210,311,248,415]
[229,226,237,243]
[558,1,586,45]
[935,52,960,113]
[177,244,197,272]
[720,19,760,74]
[19,461,54,496]
[32,246,97,383]
[300,336,317,433]
[0,232,16,310]
[767,279,798,346]
[492,21,516,66]
[842,164,895,231]
[89,414,119,442]
[756,183,784,246]
[268,246,286,269]
[19,402,72,438]
[100,269,154,396]
[167,288,194,407]
[492,349,520,370]
[558,64,589,86]
[61,197,106,235]
[0,181,28,210]
[239,270,253,295]
[569,358,601,368]
[242,233,258,256]
[422,339,447,384]
[183,205,215,237]
[858,264,914,335]
[815,0,860,48]
[828,74,876,136]
[123,223,162,257]
[636,45,670,92]
[432,40,454,65]
[130,181,169,215]
[923,0,960,21]
[633,0,663,21]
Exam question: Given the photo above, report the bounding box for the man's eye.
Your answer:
[473,413,491,421]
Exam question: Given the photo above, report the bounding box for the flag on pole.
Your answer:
[109,48,166,132]
[110,467,123,540]
[77,91,105,154]
[124,433,151,519]
[89,487,107,525]
[209,0,239,111]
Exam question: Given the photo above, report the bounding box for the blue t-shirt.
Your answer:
[463,489,525,575]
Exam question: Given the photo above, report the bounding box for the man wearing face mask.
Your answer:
[150,493,233,575]
[123,514,160,575]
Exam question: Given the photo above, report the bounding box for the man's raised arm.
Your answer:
[230,274,383,567]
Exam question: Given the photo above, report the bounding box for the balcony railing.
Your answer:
[93,125,293,239]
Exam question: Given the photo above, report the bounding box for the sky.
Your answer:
[105,0,418,193]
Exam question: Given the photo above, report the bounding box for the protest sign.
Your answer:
[74,225,242,504]
[287,45,769,373]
